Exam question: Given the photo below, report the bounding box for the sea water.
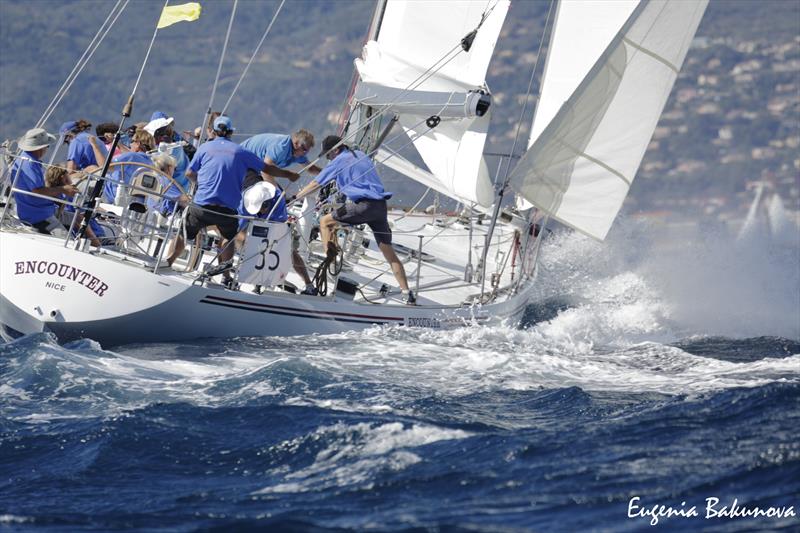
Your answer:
[1,219,798,532]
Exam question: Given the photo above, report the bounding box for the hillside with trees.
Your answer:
[1,0,798,224]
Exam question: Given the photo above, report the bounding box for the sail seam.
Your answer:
[557,139,632,187]
[622,37,679,74]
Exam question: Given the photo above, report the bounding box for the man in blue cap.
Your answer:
[161,116,294,287]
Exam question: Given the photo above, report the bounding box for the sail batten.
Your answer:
[510,0,708,241]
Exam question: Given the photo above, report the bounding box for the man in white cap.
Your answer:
[11,128,79,233]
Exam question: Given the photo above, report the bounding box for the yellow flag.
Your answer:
[156,2,202,29]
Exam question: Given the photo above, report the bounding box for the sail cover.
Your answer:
[354,0,510,207]
[510,0,708,240]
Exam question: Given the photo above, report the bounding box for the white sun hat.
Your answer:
[143,116,174,136]
[243,181,278,214]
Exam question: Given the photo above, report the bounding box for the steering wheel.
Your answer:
[106,160,190,196]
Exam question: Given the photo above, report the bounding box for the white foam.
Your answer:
[254,422,470,494]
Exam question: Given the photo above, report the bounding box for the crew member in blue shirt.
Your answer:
[293,135,415,304]
[240,130,322,182]
[162,116,292,286]
[61,119,107,172]
[11,127,100,246]
[145,112,191,208]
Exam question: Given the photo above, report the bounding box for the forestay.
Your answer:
[354,0,510,207]
[510,0,708,240]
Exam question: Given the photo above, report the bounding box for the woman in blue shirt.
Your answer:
[60,119,107,172]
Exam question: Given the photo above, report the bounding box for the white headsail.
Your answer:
[353,0,510,207]
[510,0,708,240]
[517,0,639,212]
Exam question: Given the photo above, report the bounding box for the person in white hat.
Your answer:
[237,179,317,295]
[144,112,191,197]
[11,128,79,233]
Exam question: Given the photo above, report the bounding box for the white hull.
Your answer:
[1,230,533,346]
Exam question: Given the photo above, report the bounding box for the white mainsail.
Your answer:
[353,0,510,207]
[510,0,708,240]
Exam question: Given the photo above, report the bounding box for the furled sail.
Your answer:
[510,0,708,240]
[353,0,510,207]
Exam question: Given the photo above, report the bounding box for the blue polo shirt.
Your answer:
[103,151,153,202]
[189,137,264,210]
[68,131,106,170]
[315,149,392,202]
[11,151,54,225]
[240,133,309,168]
[237,184,288,230]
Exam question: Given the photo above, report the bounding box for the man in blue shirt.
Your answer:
[11,128,101,246]
[240,130,321,182]
[162,117,290,287]
[11,128,77,232]
[61,119,107,172]
[293,136,415,304]
[145,112,191,197]
[236,175,317,295]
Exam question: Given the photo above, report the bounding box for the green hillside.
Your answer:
[1,0,798,219]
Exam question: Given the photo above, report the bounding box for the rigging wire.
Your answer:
[220,0,286,115]
[38,0,129,127]
[196,0,239,145]
[478,0,557,299]
[130,0,169,100]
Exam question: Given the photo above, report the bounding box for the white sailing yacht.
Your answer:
[0,0,707,346]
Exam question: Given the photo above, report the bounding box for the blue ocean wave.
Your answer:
[1,330,798,531]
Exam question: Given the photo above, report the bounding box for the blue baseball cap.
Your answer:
[213,116,235,132]
[59,121,77,136]
[150,111,169,121]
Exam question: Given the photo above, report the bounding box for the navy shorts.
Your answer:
[333,199,392,245]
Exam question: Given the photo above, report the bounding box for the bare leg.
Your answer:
[319,213,338,255]
[292,250,312,285]
[219,239,234,264]
[70,213,101,247]
[166,234,185,266]
[378,242,409,291]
